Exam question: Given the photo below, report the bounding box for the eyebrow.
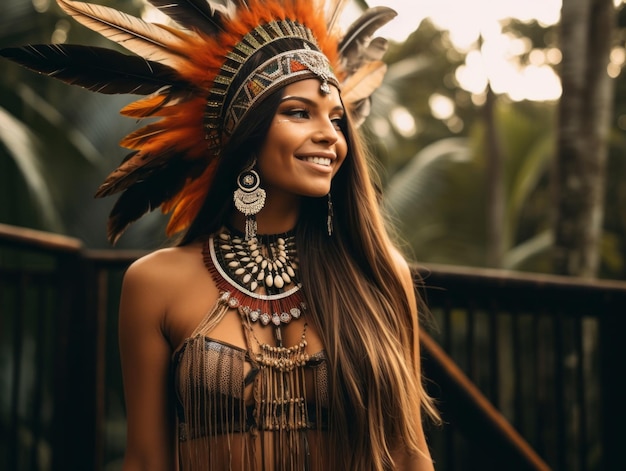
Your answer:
[280,95,344,113]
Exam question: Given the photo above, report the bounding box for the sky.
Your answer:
[344,0,564,101]
[364,0,561,44]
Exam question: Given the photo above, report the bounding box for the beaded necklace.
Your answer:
[203,226,308,346]
[174,227,325,469]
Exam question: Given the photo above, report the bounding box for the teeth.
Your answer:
[303,156,331,166]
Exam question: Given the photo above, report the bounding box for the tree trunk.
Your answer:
[553,0,615,277]
[485,83,505,268]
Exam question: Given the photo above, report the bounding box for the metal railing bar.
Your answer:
[3,225,626,471]
[512,310,523,432]
[531,312,541,456]
[30,280,46,470]
[8,274,25,470]
[554,312,566,471]
[94,267,109,471]
[574,317,586,471]
[466,304,476,380]
[82,249,146,268]
[417,263,626,315]
[0,224,82,254]
[420,331,551,470]
[488,307,499,406]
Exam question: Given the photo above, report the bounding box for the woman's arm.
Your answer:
[118,254,176,471]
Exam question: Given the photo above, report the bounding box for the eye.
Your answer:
[331,115,345,131]
[282,108,310,119]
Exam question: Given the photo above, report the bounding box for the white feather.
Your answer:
[341,60,387,104]
[57,0,193,68]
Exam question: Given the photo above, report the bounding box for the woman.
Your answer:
[1,0,439,469]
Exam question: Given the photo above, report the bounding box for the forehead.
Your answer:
[281,79,342,105]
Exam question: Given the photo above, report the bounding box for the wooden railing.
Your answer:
[1,222,625,471]
[418,265,626,471]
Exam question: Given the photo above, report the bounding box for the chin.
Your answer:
[302,187,331,198]
[284,182,331,198]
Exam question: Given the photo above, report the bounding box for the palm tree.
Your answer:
[553,0,616,277]
[384,99,555,271]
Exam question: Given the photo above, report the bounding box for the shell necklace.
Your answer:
[203,227,313,443]
[203,227,307,329]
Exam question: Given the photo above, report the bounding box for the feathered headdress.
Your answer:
[0,0,396,243]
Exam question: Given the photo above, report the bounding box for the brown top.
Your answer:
[172,302,330,471]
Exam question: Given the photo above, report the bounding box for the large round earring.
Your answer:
[234,159,266,240]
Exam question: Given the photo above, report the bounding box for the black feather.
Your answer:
[96,148,175,198]
[365,37,389,61]
[120,150,140,165]
[0,44,191,95]
[106,157,200,243]
[146,0,229,35]
[338,6,397,71]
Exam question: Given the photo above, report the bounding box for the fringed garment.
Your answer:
[172,229,330,470]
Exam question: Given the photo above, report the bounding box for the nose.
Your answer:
[312,117,340,145]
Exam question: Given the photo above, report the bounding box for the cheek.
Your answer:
[264,123,301,159]
[256,136,299,183]
[257,125,291,166]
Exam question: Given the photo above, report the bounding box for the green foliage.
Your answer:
[502,19,559,65]
[1,1,625,276]
[0,0,168,249]
[384,99,556,270]
[372,19,472,172]
[371,8,626,280]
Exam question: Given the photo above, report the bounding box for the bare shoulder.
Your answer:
[124,244,202,287]
[120,243,208,321]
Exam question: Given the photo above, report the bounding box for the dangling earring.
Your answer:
[234,159,266,240]
[327,192,334,236]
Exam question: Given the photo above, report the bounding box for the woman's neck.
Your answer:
[230,192,300,235]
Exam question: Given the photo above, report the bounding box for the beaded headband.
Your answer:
[222,48,338,133]
[205,18,340,151]
[0,0,396,243]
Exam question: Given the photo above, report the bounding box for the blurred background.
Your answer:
[1,0,625,470]
[2,0,626,280]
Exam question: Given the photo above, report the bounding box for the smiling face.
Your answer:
[255,79,348,202]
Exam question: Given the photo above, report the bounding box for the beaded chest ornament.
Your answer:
[204,227,313,444]
[203,227,307,346]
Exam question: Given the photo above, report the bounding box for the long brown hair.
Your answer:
[181,40,439,470]
[299,114,440,469]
